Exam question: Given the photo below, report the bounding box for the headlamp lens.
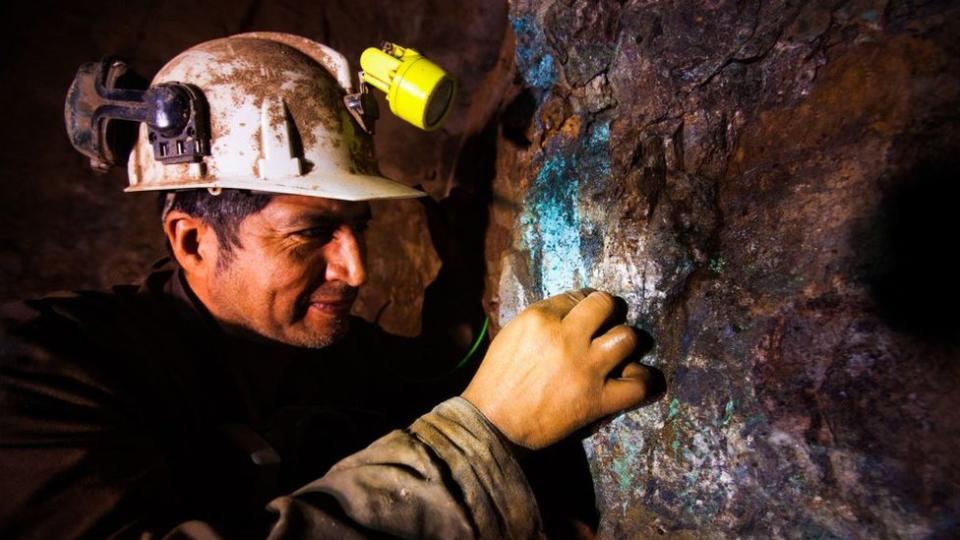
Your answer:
[425,78,454,128]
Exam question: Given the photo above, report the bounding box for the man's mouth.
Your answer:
[307,292,357,315]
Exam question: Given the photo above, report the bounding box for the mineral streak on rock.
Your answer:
[492,0,960,537]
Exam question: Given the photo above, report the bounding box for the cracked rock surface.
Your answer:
[488,0,960,537]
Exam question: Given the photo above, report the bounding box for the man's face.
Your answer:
[205,195,371,348]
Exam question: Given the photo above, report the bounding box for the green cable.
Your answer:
[451,316,490,373]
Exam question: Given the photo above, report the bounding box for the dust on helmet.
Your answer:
[67,32,424,201]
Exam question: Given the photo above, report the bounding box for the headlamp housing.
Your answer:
[359,42,457,131]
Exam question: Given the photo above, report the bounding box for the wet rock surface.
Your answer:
[490,0,960,537]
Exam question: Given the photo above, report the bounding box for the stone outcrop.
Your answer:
[486,0,960,537]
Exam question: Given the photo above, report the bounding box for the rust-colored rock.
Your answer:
[488,0,960,537]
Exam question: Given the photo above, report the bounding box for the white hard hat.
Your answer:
[126,32,424,201]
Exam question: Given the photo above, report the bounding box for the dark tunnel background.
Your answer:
[2,0,960,538]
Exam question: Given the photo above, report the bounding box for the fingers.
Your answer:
[600,370,651,414]
[531,288,595,319]
[562,290,621,336]
[620,361,650,379]
[590,325,639,373]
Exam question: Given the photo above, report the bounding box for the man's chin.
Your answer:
[290,315,350,349]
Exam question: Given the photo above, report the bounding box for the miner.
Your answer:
[0,33,654,538]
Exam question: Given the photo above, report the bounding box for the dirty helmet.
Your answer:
[67,32,424,201]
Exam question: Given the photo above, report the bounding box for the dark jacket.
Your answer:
[0,264,542,538]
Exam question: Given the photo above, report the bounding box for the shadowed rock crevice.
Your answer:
[866,157,960,346]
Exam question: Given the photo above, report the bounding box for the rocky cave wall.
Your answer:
[487,0,960,537]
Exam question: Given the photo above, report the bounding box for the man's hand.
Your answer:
[462,289,654,450]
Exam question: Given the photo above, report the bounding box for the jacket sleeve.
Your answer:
[1,299,542,539]
[0,301,187,538]
[266,397,544,539]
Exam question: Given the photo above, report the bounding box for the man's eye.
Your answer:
[295,227,336,241]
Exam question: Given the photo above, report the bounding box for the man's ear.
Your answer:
[163,210,219,277]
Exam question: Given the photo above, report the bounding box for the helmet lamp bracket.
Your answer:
[343,72,379,135]
[146,83,210,165]
[65,59,211,171]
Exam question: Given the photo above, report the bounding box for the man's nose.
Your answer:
[324,226,367,287]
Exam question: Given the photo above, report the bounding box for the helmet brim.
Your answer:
[125,171,426,201]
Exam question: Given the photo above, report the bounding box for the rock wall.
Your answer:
[488,0,960,537]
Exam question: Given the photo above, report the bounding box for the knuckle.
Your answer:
[563,288,588,302]
[521,306,553,327]
[589,290,615,311]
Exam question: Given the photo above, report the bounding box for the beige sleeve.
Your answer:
[265,397,544,539]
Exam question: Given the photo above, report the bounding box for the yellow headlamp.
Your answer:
[360,42,456,131]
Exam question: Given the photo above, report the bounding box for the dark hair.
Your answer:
[161,189,276,266]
